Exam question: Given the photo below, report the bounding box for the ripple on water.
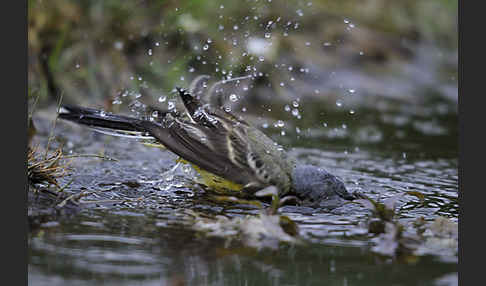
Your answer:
[290,148,458,220]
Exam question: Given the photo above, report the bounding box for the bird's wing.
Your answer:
[140,114,263,187]
[189,75,211,97]
[179,74,254,118]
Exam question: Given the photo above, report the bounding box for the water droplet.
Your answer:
[164,174,174,182]
[233,25,239,30]
[342,124,347,129]
[258,56,265,62]
[148,49,153,56]
[348,89,355,93]
[99,110,107,117]
[280,82,285,87]
[155,42,160,46]
[284,105,291,112]
[218,25,224,31]
[292,109,299,117]
[344,19,350,24]
[292,100,299,108]
[336,101,343,107]
[203,44,209,50]
[75,63,80,69]
[305,42,311,46]
[280,130,286,136]
[323,122,328,127]
[219,4,224,9]
[168,101,175,110]
[359,51,364,55]
[158,96,167,103]
[114,41,124,50]
[229,94,238,102]
[112,97,122,105]
[182,164,193,174]
[296,9,304,16]
[274,120,285,128]
[188,67,195,72]
[262,122,269,128]
[152,111,159,118]
[264,33,271,39]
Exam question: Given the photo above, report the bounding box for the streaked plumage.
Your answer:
[58,75,355,205]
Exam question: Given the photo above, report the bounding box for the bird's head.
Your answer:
[291,164,355,208]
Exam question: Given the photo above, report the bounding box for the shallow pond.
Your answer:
[28,83,457,285]
[28,0,458,284]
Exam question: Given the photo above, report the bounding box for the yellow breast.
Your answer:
[177,158,244,193]
[142,142,244,193]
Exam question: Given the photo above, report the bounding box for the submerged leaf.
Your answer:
[187,210,301,249]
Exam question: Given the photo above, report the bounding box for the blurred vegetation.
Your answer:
[28,0,457,108]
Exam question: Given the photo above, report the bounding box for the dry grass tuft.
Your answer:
[27,145,72,189]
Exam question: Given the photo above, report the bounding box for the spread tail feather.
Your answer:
[58,105,155,140]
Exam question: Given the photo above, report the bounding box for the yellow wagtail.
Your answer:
[58,75,355,206]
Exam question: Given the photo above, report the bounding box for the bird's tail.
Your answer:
[57,105,156,140]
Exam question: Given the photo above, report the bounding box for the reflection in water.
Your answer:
[29,210,457,286]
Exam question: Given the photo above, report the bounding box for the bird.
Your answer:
[58,75,355,206]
